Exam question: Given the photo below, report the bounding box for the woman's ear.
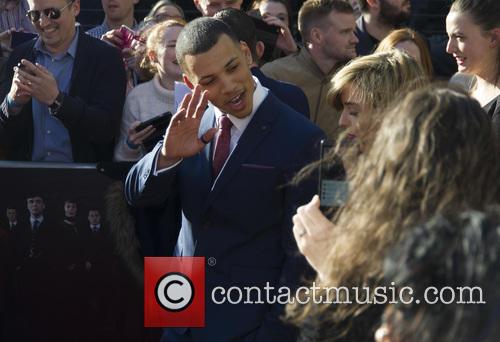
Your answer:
[148,50,158,64]
[489,28,500,48]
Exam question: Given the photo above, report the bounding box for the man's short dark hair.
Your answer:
[357,0,368,12]
[213,8,258,62]
[176,17,240,72]
[298,0,354,42]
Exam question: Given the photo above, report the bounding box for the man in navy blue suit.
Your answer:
[126,18,324,341]
[214,8,310,118]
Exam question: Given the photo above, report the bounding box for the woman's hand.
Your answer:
[293,195,335,279]
[262,15,298,55]
[127,120,156,149]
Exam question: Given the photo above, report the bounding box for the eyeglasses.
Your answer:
[26,0,74,22]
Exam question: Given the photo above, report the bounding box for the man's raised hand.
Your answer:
[157,85,217,169]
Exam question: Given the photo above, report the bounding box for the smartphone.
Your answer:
[135,112,172,133]
[118,25,137,49]
[249,15,280,62]
[318,139,348,209]
[11,31,37,48]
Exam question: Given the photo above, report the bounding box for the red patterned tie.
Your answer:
[213,115,233,177]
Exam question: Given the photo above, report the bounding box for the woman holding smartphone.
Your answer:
[114,19,185,161]
[291,86,500,341]
[445,0,500,135]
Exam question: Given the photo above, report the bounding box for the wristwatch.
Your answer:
[49,92,64,115]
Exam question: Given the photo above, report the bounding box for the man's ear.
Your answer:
[240,41,253,65]
[71,0,80,16]
[366,0,379,12]
[183,74,194,89]
[310,27,322,45]
[256,41,265,60]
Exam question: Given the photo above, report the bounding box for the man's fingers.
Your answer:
[35,62,50,75]
[193,90,209,119]
[199,127,217,145]
[171,108,187,126]
[14,79,33,93]
[178,93,192,112]
[19,59,38,73]
[186,85,202,118]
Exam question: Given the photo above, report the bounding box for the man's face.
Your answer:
[27,197,45,217]
[101,0,137,22]
[27,0,79,54]
[88,210,101,225]
[378,0,411,27]
[6,209,17,223]
[182,34,255,119]
[319,11,358,63]
[194,0,242,17]
[64,202,77,218]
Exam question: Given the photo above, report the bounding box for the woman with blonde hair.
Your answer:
[328,49,428,144]
[375,28,434,78]
[114,19,186,161]
[292,86,500,341]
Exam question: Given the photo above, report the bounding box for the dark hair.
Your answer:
[449,0,500,89]
[298,0,354,42]
[451,0,500,32]
[357,0,368,12]
[145,0,185,21]
[383,207,500,342]
[214,8,259,62]
[250,0,293,28]
[175,17,240,71]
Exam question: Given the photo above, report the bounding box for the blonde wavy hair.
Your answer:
[289,86,500,331]
[137,18,186,80]
[375,28,434,78]
[328,50,428,147]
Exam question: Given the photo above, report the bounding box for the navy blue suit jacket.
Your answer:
[252,67,310,119]
[126,92,324,341]
[0,30,127,162]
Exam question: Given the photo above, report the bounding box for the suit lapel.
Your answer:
[69,30,87,92]
[203,95,277,211]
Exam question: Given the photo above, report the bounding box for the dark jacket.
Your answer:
[355,16,379,56]
[0,30,127,162]
[126,92,324,341]
[252,66,310,118]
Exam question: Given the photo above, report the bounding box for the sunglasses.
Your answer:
[26,0,74,22]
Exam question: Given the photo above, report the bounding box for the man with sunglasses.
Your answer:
[0,0,127,162]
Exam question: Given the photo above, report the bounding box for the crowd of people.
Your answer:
[0,0,500,341]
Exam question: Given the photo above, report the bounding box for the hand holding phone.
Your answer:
[119,25,139,50]
[318,139,348,210]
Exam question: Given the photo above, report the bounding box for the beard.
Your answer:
[379,0,411,27]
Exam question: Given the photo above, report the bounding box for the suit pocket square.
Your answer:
[241,163,276,170]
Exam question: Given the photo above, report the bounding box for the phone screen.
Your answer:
[11,32,37,48]
[318,139,348,208]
